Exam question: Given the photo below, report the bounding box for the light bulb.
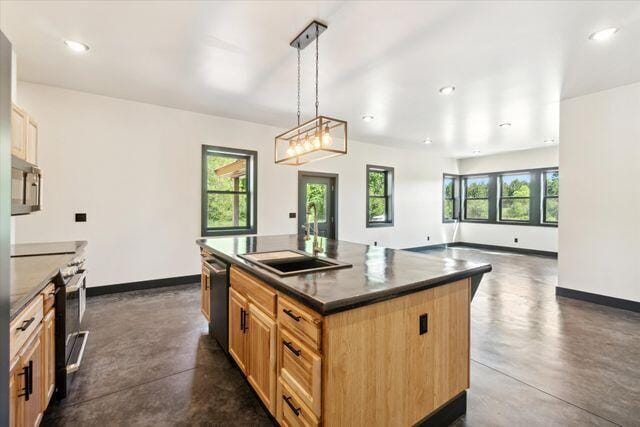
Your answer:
[322,125,332,147]
[312,130,321,148]
[286,145,295,157]
[303,139,312,151]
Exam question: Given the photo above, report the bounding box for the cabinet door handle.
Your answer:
[283,340,301,357]
[283,309,301,322]
[16,317,35,332]
[17,366,29,400]
[283,395,301,416]
[27,360,33,397]
[243,309,249,332]
[240,308,245,331]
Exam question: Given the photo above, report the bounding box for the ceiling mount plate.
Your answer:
[290,20,327,50]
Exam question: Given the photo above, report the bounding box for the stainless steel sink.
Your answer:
[239,250,352,277]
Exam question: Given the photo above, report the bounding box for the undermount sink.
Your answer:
[239,250,352,276]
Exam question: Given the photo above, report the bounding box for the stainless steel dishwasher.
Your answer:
[203,256,229,353]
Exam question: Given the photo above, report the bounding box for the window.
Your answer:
[443,175,458,222]
[201,145,257,236]
[499,173,531,222]
[464,176,490,220]
[366,165,394,227]
[543,170,559,223]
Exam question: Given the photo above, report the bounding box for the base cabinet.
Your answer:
[229,287,248,373]
[18,326,44,427]
[42,310,56,405]
[246,304,276,414]
[200,265,211,321]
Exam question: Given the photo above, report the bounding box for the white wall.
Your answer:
[13,82,458,287]
[456,147,559,252]
[559,83,640,302]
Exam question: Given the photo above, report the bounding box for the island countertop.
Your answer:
[196,234,491,315]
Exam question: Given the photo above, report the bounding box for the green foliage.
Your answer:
[368,171,385,196]
[545,198,559,222]
[368,197,386,221]
[500,175,530,221]
[545,171,559,196]
[444,199,454,220]
[306,183,327,223]
[466,200,488,219]
[206,154,248,229]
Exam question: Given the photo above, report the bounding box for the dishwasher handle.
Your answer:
[203,258,227,275]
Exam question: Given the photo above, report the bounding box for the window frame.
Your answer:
[463,175,491,222]
[542,169,559,224]
[498,172,532,223]
[442,174,459,223]
[458,166,558,228]
[201,145,258,237]
[366,164,394,228]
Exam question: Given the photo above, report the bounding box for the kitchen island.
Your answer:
[196,235,491,426]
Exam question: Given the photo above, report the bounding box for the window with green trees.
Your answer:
[543,170,559,223]
[443,175,457,221]
[367,165,394,226]
[201,146,257,236]
[464,176,490,220]
[499,173,531,222]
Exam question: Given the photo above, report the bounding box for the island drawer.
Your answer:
[279,328,322,417]
[42,282,56,313]
[278,295,322,351]
[230,266,276,318]
[10,295,44,360]
[277,378,319,427]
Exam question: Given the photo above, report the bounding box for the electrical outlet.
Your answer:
[427,235,430,241]
[514,237,518,243]
[289,212,296,218]
[75,213,87,222]
[374,241,378,246]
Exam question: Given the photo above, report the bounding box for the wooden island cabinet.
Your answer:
[223,264,470,427]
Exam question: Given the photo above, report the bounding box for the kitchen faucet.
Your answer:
[304,202,323,254]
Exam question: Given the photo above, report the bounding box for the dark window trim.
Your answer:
[498,172,532,223]
[442,174,459,223]
[542,169,559,224]
[366,164,394,228]
[458,166,558,228]
[201,145,258,237]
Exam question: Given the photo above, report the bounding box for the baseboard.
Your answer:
[405,241,557,258]
[556,287,640,313]
[416,390,466,426]
[87,274,200,297]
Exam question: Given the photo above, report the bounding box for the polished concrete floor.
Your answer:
[43,248,640,426]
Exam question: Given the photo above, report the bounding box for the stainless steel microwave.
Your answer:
[12,156,42,215]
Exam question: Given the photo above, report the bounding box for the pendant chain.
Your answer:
[297,45,301,126]
[315,25,319,118]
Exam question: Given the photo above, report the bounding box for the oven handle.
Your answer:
[203,259,226,275]
[66,270,88,293]
[66,331,89,373]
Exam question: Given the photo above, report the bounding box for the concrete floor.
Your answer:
[43,248,640,426]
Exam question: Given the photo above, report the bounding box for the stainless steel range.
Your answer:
[55,253,89,399]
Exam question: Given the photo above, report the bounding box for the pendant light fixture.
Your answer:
[275,21,348,166]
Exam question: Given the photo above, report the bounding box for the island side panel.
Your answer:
[322,278,470,426]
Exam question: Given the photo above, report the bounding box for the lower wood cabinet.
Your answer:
[277,378,319,427]
[246,303,276,414]
[42,309,56,405]
[229,287,248,373]
[200,265,211,322]
[9,356,23,427]
[19,325,44,427]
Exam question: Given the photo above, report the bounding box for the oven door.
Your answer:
[64,272,83,364]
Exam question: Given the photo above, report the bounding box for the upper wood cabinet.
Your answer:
[200,265,211,322]
[246,303,277,415]
[11,103,38,165]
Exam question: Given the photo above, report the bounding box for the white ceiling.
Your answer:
[1,1,639,158]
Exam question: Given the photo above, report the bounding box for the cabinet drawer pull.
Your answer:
[283,308,301,321]
[16,317,35,332]
[283,340,301,356]
[283,395,301,416]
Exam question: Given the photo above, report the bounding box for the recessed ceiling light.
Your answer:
[423,138,433,145]
[472,150,481,155]
[544,139,555,144]
[362,114,374,122]
[64,40,90,52]
[439,86,455,95]
[499,122,512,128]
[589,27,618,41]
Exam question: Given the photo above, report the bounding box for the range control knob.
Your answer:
[61,266,78,278]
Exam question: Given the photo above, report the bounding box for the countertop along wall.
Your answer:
[13,82,458,288]
[457,146,559,253]
[559,82,640,303]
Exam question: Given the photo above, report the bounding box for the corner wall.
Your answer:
[559,82,640,302]
[457,146,559,253]
[13,82,458,287]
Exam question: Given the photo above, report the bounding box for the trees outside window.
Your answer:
[464,176,490,220]
[543,170,559,223]
[499,173,531,222]
[202,146,257,236]
[443,175,457,221]
[367,165,394,227]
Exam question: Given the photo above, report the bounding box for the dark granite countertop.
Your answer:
[196,235,491,315]
[10,241,87,321]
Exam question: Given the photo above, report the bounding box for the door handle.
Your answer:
[240,308,245,331]
[283,340,301,357]
[243,309,249,332]
[283,395,301,416]
[17,365,29,400]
